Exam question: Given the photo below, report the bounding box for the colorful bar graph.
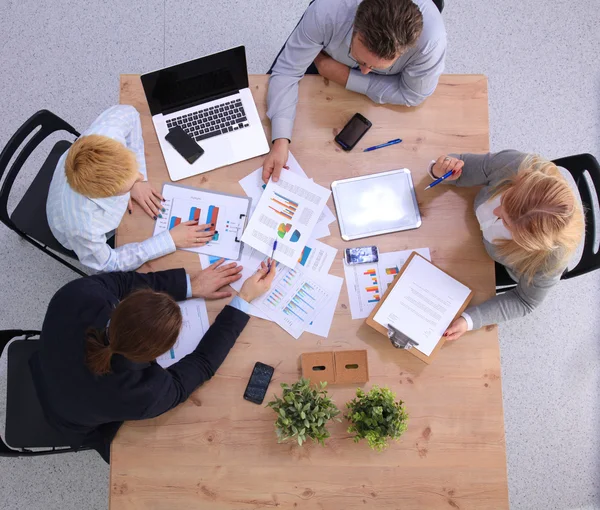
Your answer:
[189,207,201,221]
[269,192,298,220]
[386,266,399,275]
[368,295,381,303]
[364,269,377,276]
[207,205,219,226]
[169,216,182,230]
[365,286,379,292]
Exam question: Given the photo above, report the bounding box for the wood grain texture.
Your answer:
[112,74,508,510]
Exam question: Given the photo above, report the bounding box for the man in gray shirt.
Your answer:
[262,0,446,183]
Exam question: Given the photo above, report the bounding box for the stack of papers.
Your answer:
[201,153,342,340]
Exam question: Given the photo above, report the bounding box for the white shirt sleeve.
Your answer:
[461,312,474,331]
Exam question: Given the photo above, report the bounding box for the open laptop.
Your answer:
[141,46,270,181]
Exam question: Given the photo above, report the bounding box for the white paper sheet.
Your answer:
[238,152,336,235]
[153,184,249,260]
[229,238,337,293]
[157,298,210,368]
[373,255,471,356]
[253,268,339,339]
[344,248,431,319]
[240,169,331,267]
[305,274,343,338]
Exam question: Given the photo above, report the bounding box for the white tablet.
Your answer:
[331,169,421,241]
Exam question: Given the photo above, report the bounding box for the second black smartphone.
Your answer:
[334,113,372,151]
[165,126,204,164]
[243,362,275,405]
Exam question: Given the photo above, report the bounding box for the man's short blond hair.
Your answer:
[65,135,139,198]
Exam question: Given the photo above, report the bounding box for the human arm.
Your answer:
[141,263,276,417]
[345,40,446,106]
[431,150,528,188]
[267,1,328,142]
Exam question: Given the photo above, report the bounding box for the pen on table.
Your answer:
[424,170,454,190]
[268,240,277,270]
[363,138,402,152]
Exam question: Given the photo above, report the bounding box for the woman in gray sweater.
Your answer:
[430,150,585,340]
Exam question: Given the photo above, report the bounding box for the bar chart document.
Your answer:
[344,248,430,319]
[373,255,471,356]
[154,183,251,260]
[157,298,209,368]
[254,267,340,339]
[241,169,331,267]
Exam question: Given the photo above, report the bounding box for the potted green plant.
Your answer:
[266,378,341,446]
[345,386,409,451]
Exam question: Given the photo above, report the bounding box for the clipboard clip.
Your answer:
[235,213,247,243]
[387,324,419,350]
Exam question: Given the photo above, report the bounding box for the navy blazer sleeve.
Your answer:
[141,305,250,418]
[88,268,188,302]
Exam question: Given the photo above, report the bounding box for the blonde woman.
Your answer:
[428,150,585,340]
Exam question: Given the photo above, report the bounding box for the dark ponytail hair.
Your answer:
[85,289,183,375]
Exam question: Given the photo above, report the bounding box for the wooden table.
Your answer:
[113,74,508,510]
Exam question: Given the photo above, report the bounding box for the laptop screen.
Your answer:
[142,46,249,116]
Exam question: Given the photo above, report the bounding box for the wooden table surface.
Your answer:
[113,74,508,510]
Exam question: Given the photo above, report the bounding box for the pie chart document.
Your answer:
[241,169,331,268]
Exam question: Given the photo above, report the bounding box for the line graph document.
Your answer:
[241,169,331,267]
[373,255,471,356]
[157,298,209,368]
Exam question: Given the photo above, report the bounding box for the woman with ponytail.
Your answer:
[30,259,276,462]
[426,150,584,340]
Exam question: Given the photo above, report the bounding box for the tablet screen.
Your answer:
[332,169,421,240]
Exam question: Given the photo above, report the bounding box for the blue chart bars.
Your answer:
[282,282,317,322]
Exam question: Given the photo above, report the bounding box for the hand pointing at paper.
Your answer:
[443,317,468,341]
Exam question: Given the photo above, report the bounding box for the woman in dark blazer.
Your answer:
[30,259,275,462]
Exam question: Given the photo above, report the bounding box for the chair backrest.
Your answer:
[0,110,79,239]
[552,153,600,279]
[0,329,79,456]
[432,0,444,13]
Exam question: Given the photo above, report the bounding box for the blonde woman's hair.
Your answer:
[490,155,585,282]
[65,135,138,198]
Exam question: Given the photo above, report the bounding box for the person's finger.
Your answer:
[272,161,283,183]
[209,258,225,269]
[219,265,243,277]
[440,157,453,174]
[264,264,277,284]
[192,231,214,240]
[208,291,233,300]
[139,200,156,219]
[262,160,273,184]
[216,262,239,272]
[145,197,160,217]
[180,220,198,226]
[193,223,212,232]
[223,274,243,285]
[151,187,165,202]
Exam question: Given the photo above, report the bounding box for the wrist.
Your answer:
[238,290,253,303]
[273,138,290,148]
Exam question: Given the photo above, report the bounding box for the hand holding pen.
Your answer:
[425,155,465,190]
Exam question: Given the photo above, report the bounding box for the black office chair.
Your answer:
[495,153,600,289]
[0,329,88,456]
[0,110,86,277]
[433,0,444,13]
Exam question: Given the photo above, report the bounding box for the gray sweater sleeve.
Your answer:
[464,273,560,330]
[446,150,527,187]
[267,2,327,142]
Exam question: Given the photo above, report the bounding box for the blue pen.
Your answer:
[363,138,402,152]
[424,170,454,190]
[268,240,277,269]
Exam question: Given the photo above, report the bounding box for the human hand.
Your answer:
[262,139,289,184]
[431,155,464,181]
[238,259,277,302]
[130,181,165,219]
[313,51,351,86]
[190,259,243,299]
[169,221,215,249]
[443,317,468,341]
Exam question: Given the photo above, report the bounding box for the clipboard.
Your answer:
[153,183,252,260]
[366,252,474,364]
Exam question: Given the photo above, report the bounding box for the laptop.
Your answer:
[141,46,270,181]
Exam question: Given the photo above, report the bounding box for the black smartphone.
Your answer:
[334,113,372,151]
[243,362,275,405]
[165,126,204,164]
[344,246,379,265]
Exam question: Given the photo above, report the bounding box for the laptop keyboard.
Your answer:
[166,98,249,143]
